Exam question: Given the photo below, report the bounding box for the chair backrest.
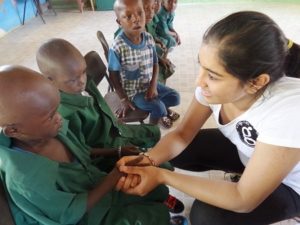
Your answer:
[84,50,112,88]
[96,30,109,62]
[0,181,15,225]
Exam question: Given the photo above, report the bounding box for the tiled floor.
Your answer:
[1,2,300,225]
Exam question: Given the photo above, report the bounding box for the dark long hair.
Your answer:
[203,11,299,83]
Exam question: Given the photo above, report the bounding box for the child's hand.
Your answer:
[175,33,181,45]
[159,57,172,69]
[121,146,141,156]
[117,166,162,196]
[116,99,136,118]
[115,155,148,191]
[145,87,158,100]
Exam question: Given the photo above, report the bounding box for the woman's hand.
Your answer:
[117,166,163,196]
[116,155,154,191]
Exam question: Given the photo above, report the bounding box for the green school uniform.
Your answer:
[0,121,170,225]
[146,16,174,84]
[156,7,177,49]
[58,79,160,149]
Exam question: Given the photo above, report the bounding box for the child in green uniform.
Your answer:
[0,65,170,225]
[144,0,175,84]
[36,38,185,213]
[36,38,161,167]
[156,0,181,49]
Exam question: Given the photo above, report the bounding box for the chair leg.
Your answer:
[90,0,94,11]
[33,0,46,24]
[22,0,27,25]
[47,0,57,15]
[76,0,84,13]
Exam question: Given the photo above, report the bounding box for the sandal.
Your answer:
[159,116,173,129]
[170,215,188,225]
[168,109,180,122]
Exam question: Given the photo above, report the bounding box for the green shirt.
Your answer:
[58,79,160,149]
[0,121,169,225]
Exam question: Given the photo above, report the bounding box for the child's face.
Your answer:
[154,0,161,14]
[12,81,63,141]
[197,43,249,105]
[163,0,177,12]
[143,0,156,24]
[117,0,146,38]
[53,56,87,95]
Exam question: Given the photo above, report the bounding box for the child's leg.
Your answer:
[103,185,170,225]
[121,123,161,148]
[132,92,168,122]
[156,83,180,108]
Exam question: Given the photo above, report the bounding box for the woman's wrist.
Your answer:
[139,152,157,166]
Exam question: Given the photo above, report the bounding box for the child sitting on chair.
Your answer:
[144,0,176,84]
[36,38,161,169]
[108,0,180,129]
[0,65,170,225]
[156,0,181,50]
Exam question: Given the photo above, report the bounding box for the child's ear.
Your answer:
[47,76,53,81]
[116,18,121,25]
[3,125,18,138]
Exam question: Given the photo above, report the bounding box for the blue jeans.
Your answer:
[132,83,180,119]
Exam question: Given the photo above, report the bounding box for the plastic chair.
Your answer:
[0,182,15,225]
[84,51,149,124]
[96,30,109,62]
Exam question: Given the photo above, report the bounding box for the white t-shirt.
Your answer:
[195,76,300,196]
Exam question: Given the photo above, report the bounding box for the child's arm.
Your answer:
[168,28,181,45]
[145,63,159,100]
[90,146,141,158]
[109,71,136,118]
[87,167,122,210]
[87,156,144,210]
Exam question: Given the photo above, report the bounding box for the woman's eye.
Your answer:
[208,73,217,80]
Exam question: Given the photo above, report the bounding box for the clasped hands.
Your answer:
[115,155,161,196]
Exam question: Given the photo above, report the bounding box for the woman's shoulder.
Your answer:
[265,76,300,99]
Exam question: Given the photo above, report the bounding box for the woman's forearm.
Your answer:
[160,169,250,212]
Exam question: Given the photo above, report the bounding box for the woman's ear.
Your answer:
[2,125,18,138]
[247,74,270,94]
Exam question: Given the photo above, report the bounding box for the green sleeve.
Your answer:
[9,180,87,225]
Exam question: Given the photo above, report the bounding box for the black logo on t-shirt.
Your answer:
[236,121,258,147]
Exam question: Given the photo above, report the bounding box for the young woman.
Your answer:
[116,11,300,225]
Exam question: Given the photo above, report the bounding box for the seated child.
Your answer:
[156,0,181,50]
[108,0,181,129]
[36,38,161,168]
[115,0,175,84]
[0,65,170,225]
[144,0,176,84]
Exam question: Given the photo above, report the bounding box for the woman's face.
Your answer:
[197,43,251,105]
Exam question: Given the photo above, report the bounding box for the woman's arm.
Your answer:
[148,97,212,165]
[120,143,300,212]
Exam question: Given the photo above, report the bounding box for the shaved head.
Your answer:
[0,65,59,126]
[36,38,84,80]
[114,0,142,18]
